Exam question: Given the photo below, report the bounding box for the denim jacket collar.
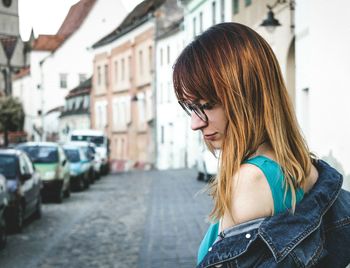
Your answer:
[199,159,343,267]
[258,159,343,262]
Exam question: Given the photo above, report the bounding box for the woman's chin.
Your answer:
[208,140,222,150]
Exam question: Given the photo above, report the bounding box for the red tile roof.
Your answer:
[32,35,66,51]
[57,0,96,37]
[32,0,96,52]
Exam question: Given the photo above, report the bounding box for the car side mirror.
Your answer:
[62,159,67,166]
[21,173,32,181]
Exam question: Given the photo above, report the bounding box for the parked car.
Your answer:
[17,142,70,203]
[70,129,109,175]
[63,144,90,191]
[66,141,98,182]
[196,149,218,182]
[0,174,8,249]
[87,143,102,180]
[0,149,42,232]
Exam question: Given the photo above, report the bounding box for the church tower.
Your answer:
[0,0,25,95]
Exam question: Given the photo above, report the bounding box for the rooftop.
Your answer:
[32,0,96,52]
[93,0,165,48]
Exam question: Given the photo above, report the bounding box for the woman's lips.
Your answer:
[204,132,218,141]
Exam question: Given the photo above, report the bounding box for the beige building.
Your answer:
[92,0,169,170]
[230,0,296,104]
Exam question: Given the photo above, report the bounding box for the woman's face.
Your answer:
[190,100,228,149]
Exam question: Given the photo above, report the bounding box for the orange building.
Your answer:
[91,0,166,171]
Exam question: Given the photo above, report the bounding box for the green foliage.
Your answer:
[0,96,25,132]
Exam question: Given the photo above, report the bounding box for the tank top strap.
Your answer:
[243,155,304,214]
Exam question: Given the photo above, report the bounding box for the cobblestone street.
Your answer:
[0,169,212,268]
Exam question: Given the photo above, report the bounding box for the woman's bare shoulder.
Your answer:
[224,163,274,227]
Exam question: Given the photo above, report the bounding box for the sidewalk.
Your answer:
[138,169,212,268]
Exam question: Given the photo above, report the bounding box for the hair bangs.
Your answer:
[173,41,218,103]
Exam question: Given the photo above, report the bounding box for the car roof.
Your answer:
[17,141,59,147]
[0,148,23,156]
[62,144,81,150]
[70,129,104,136]
[66,141,95,147]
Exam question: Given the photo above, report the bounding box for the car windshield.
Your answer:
[64,149,80,163]
[18,146,58,163]
[71,135,104,147]
[0,154,17,179]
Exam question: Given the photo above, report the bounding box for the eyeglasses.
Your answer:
[178,100,215,122]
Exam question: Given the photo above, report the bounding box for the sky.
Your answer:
[18,0,142,41]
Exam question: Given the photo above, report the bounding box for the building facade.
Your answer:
[0,0,26,96]
[13,0,127,142]
[155,22,187,169]
[294,0,350,190]
[59,77,91,143]
[92,1,161,170]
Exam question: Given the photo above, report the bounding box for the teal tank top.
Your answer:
[197,155,304,264]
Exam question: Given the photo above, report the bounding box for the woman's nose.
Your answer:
[191,112,207,130]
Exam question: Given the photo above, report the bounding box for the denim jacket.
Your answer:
[197,160,350,268]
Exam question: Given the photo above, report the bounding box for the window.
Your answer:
[193,16,197,38]
[212,1,216,25]
[104,64,109,87]
[167,45,170,64]
[149,46,153,73]
[139,50,143,75]
[79,73,87,84]
[114,61,118,84]
[220,0,225,22]
[137,92,146,126]
[19,155,29,175]
[161,126,165,144]
[160,48,163,66]
[97,66,101,85]
[83,95,89,109]
[121,58,125,81]
[128,56,132,81]
[199,12,203,33]
[233,0,239,14]
[59,73,67,89]
[245,0,252,6]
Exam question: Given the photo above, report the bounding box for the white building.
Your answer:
[181,0,232,44]
[13,0,127,141]
[295,0,350,190]
[155,21,187,169]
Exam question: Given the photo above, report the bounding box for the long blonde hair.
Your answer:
[173,23,312,221]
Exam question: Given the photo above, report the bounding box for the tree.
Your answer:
[0,96,25,147]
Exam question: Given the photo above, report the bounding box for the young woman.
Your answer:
[173,23,350,267]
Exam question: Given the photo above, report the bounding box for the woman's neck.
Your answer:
[252,142,275,160]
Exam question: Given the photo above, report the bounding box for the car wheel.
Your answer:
[64,182,71,198]
[0,217,7,250]
[10,204,24,233]
[89,169,95,184]
[33,195,42,220]
[83,174,90,189]
[77,176,84,191]
[55,188,64,204]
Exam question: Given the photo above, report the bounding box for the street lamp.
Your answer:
[260,0,295,33]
